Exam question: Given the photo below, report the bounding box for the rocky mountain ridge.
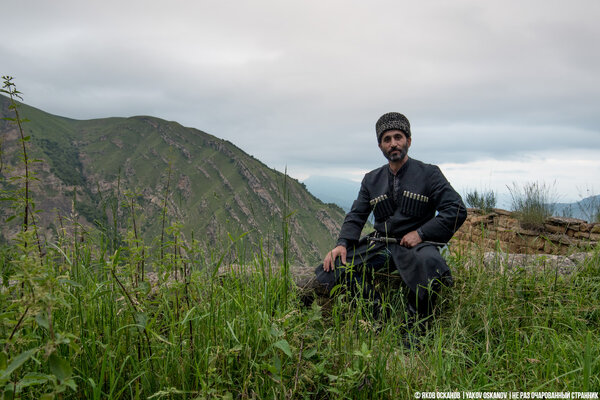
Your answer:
[0,95,345,265]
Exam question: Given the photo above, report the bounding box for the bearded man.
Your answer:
[314,112,467,340]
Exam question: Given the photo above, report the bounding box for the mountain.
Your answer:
[553,195,600,222]
[0,95,345,265]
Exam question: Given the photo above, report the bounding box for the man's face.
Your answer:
[378,129,411,162]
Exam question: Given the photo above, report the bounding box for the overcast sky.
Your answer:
[3,0,599,203]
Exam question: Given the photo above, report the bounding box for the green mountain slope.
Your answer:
[0,95,345,265]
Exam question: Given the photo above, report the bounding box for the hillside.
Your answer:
[0,95,346,265]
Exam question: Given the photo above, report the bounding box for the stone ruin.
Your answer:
[452,208,599,255]
[450,208,599,274]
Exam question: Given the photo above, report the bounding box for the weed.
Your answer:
[1,77,43,258]
[465,188,497,213]
[508,181,557,230]
[3,209,599,398]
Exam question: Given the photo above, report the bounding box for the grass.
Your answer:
[465,189,497,213]
[508,182,558,230]
[1,224,599,399]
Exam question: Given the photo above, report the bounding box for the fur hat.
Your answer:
[375,112,411,143]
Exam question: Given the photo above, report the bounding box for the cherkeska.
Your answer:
[315,112,467,345]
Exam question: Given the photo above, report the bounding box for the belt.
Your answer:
[368,233,447,247]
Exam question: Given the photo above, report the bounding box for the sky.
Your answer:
[2,0,600,204]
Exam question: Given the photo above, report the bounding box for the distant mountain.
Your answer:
[0,95,345,265]
[553,195,600,222]
[302,175,360,212]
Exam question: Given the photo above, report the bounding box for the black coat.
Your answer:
[338,157,466,246]
[332,158,467,295]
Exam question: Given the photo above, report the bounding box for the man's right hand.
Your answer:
[323,245,347,272]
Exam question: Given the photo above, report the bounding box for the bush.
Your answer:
[465,189,496,213]
[508,181,557,230]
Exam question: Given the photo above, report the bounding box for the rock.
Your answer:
[545,216,586,227]
[544,223,566,234]
[569,252,594,265]
[579,223,592,233]
[498,217,519,229]
[480,252,578,275]
[574,231,591,239]
[470,215,494,225]
[493,209,513,216]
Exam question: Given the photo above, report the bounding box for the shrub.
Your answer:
[465,189,497,213]
[508,181,557,230]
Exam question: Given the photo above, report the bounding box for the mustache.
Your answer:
[384,145,408,161]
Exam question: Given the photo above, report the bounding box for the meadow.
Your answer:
[1,221,599,399]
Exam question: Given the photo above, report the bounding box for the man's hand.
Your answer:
[323,245,347,272]
[399,230,422,248]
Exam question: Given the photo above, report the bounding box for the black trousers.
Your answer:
[315,238,449,320]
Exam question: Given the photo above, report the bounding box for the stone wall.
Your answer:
[452,209,600,255]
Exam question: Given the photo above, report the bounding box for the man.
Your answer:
[315,112,467,332]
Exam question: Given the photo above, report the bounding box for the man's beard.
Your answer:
[383,143,408,162]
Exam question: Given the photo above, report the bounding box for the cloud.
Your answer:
[441,150,600,203]
[2,0,599,198]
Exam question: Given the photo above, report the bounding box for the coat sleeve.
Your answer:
[336,177,372,247]
[418,166,467,243]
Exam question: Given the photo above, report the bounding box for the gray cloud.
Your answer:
[3,0,599,198]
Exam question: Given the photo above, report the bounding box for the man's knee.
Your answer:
[314,259,347,292]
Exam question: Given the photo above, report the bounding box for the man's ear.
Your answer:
[407,136,412,148]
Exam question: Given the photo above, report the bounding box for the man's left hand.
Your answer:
[399,230,422,248]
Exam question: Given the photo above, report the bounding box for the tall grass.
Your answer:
[465,189,497,213]
[508,181,557,230]
[1,76,43,258]
[1,217,599,398]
